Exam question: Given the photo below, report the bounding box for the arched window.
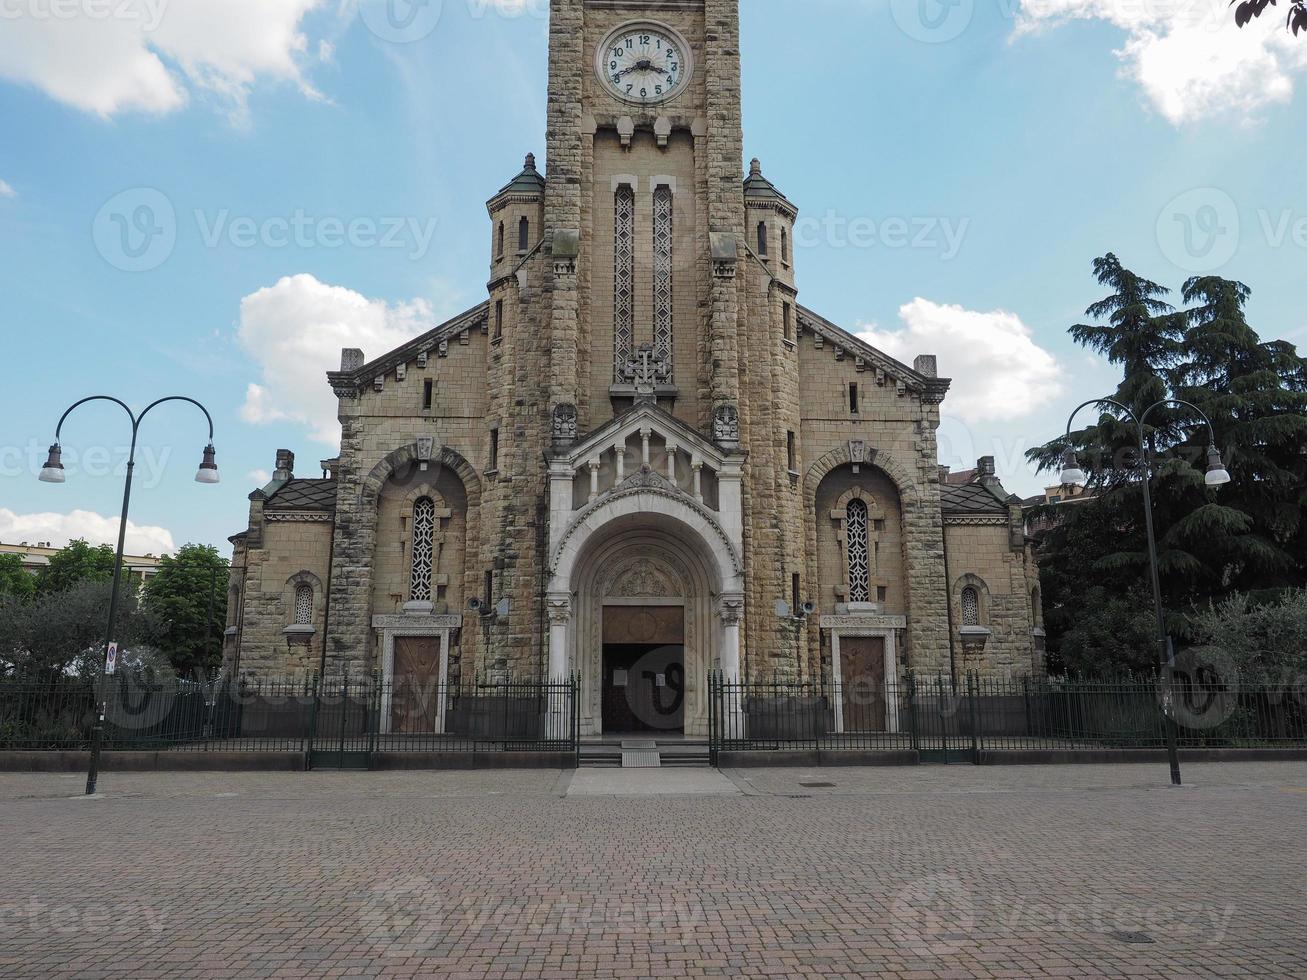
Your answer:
[961,586,980,627]
[846,498,871,603]
[757,221,769,256]
[518,215,529,252]
[497,221,504,258]
[293,583,313,625]
[613,184,635,376]
[409,497,436,603]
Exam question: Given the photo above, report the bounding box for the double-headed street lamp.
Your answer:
[40,396,220,796]
[1058,397,1230,787]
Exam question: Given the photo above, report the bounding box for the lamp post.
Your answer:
[1058,397,1230,787]
[39,395,220,796]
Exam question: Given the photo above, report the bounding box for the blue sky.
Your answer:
[1,0,1305,557]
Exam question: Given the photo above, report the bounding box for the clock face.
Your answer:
[597,24,692,106]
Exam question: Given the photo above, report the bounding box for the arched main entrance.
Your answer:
[547,494,744,737]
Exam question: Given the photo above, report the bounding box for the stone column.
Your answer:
[546,593,572,740]
[719,594,745,739]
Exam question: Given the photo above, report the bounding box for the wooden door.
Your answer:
[840,637,886,731]
[392,637,442,734]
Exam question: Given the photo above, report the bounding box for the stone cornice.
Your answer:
[797,306,953,405]
[327,302,490,399]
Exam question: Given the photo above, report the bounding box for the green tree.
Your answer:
[1172,276,1307,595]
[1233,0,1306,36]
[37,539,116,595]
[0,580,159,678]
[1188,591,1307,686]
[0,554,36,602]
[1028,258,1307,673]
[141,544,228,677]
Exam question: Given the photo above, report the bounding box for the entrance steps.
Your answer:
[578,735,711,768]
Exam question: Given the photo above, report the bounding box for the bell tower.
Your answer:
[542,0,745,437]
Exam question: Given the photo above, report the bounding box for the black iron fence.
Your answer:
[0,673,579,766]
[708,672,1307,762]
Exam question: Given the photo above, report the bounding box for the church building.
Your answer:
[225,0,1044,736]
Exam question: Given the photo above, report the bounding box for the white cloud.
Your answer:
[857,298,1065,424]
[0,178,15,198]
[247,469,272,484]
[1016,0,1307,125]
[0,0,325,121]
[0,508,175,556]
[237,273,434,445]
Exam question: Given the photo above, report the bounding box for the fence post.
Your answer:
[304,672,319,769]
[337,673,349,770]
[906,672,919,756]
[368,669,381,769]
[571,674,580,767]
[968,672,981,764]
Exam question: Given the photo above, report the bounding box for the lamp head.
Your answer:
[1058,446,1086,487]
[195,443,220,485]
[39,443,65,484]
[1205,446,1231,487]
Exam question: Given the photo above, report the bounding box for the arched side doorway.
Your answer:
[547,491,744,737]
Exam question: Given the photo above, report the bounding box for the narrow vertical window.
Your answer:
[781,226,790,265]
[787,431,796,472]
[484,570,494,608]
[782,302,792,342]
[294,583,313,625]
[846,499,871,603]
[961,587,981,626]
[497,222,504,258]
[518,215,529,252]
[849,383,859,414]
[614,184,635,378]
[494,299,504,340]
[489,428,500,471]
[758,221,769,256]
[422,379,434,411]
[791,572,801,614]
[652,184,674,366]
[409,498,436,603]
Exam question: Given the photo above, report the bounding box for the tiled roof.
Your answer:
[940,482,1009,515]
[265,478,337,512]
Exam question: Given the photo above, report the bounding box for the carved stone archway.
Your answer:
[545,488,745,737]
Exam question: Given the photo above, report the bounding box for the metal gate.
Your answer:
[307,676,378,770]
[913,673,978,764]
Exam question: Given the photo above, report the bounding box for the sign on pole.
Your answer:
[105,642,118,676]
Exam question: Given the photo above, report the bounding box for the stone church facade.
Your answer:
[225,0,1043,735]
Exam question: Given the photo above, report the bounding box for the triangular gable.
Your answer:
[554,401,745,471]
[326,302,489,399]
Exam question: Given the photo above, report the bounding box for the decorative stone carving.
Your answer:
[552,403,578,446]
[340,348,365,372]
[719,596,744,626]
[606,557,682,599]
[713,404,740,448]
[415,436,436,469]
[547,595,572,625]
[620,344,671,403]
[849,440,877,474]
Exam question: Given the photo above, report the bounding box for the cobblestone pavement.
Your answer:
[2,763,1305,978]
